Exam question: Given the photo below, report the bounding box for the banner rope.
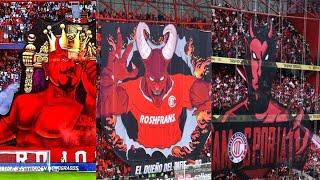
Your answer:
[212,114,320,121]
[210,56,320,71]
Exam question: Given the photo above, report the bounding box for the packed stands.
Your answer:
[212,69,319,114]
[1,1,318,179]
[97,9,210,30]
[212,70,247,114]
[95,4,320,178]
[96,124,131,179]
[0,50,20,92]
[212,5,313,65]
[211,5,319,115]
[303,142,320,178]
[272,75,318,114]
[0,1,96,43]
[211,3,320,179]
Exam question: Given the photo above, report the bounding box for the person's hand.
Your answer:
[197,111,211,129]
[193,59,211,78]
[105,27,138,82]
[172,146,187,158]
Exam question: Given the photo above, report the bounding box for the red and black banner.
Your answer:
[97,22,212,175]
[212,18,313,178]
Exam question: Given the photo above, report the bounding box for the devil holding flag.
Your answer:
[212,18,312,178]
[98,22,212,175]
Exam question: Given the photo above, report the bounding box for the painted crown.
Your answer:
[42,24,96,59]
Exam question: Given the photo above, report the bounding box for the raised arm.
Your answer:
[98,27,138,117]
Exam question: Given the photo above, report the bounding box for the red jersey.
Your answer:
[121,74,196,148]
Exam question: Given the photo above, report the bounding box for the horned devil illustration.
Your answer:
[135,22,178,107]
[219,19,311,178]
[246,19,277,113]
[99,22,211,155]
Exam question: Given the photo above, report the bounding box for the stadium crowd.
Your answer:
[0,1,96,43]
[272,75,318,114]
[97,8,210,30]
[212,70,247,114]
[213,160,316,179]
[264,138,320,179]
[212,6,313,65]
[96,125,131,179]
[303,143,320,178]
[213,149,318,179]
[0,1,317,179]
[95,6,319,179]
[212,69,319,114]
[0,50,20,92]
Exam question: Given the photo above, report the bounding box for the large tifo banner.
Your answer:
[212,19,313,178]
[97,22,212,175]
[0,19,96,171]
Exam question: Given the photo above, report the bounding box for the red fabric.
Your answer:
[120,74,196,148]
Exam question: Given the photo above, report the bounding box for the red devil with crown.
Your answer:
[0,24,96,148]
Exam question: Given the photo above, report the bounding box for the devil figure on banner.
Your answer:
[212,18,312,178]
[0,23,96,150]
[99,22,212,173]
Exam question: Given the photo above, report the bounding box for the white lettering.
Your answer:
[135,166,142,175]
[171,114,175,123]
[140,115,145,123]
[16,152,27,163]
[160,116,165,124]
[163,162,173,172]
[75,151,87,163]
[139,114,176,125]
[143,163,163,174]
[35,152,48,163]
[145,116,149,124]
